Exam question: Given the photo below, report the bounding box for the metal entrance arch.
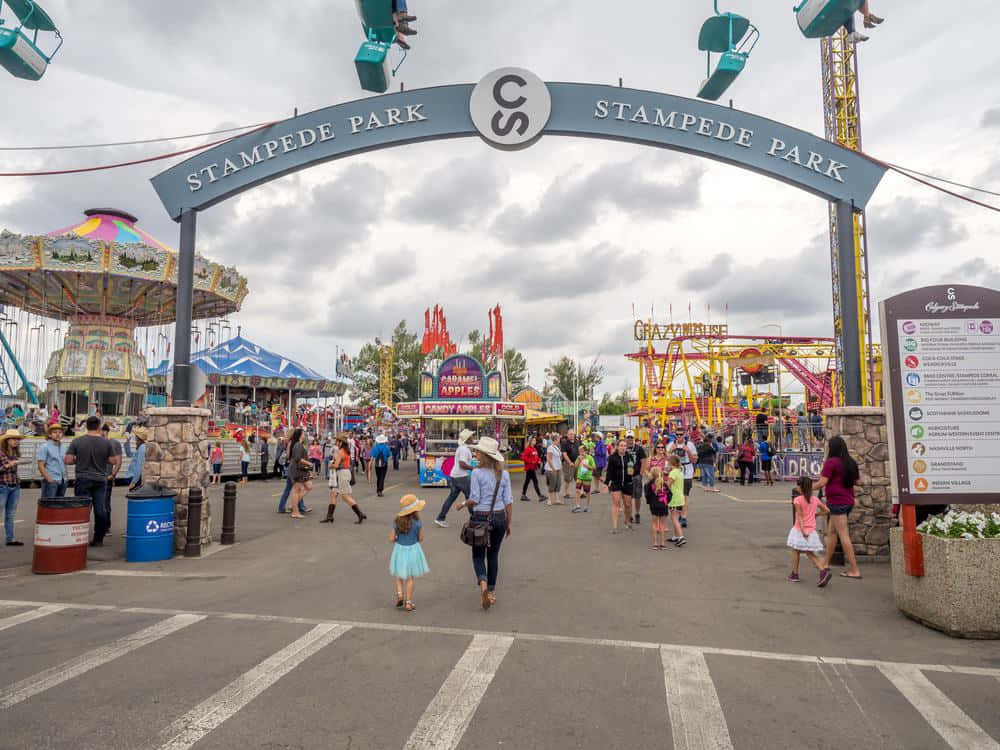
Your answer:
[151,70,887,406]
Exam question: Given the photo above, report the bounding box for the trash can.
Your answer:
[126,485,177,563]
[33,498,93,575]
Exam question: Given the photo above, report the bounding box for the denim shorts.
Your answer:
[828,504,853,516]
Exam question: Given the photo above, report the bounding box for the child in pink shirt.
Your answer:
[786,476,829,582]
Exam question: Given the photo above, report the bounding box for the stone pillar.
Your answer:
[823,406,892,560]
[144,406,212,551]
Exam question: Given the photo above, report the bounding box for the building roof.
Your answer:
[149,335,336,384]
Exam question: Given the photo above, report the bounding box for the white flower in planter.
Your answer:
[917,510,1000,539]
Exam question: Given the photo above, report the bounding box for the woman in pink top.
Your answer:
[308,439,323,472]
[786,476,829,583]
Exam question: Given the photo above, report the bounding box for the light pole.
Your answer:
[573,366,578,433]
[760,323,784,447]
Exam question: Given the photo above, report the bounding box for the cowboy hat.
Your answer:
[45,422,65,437]
[397,493,426,517]
[375,434,388,444]
[0,429,23,449]
[625,430,636,438]
[458,428,475,443]
[132,427,150,443]
[471,436,505,464]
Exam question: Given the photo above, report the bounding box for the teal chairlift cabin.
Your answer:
[0,0,61,81]
[794,0,863,38]
[354,0,404,93]
[696,1,759,102]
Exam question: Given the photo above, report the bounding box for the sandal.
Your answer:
[396,22,417,36]
[397,12,417,21]
[487,593,496,607]
[395,36,411,50]
[396,594,405,608]
[404,601,414,612]
[839,572,863,579]
[481,588,491,610]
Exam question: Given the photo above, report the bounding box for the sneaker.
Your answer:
[787,572,801,582]
[5,540,23,546]
[846,31,869,43]
[818,568,832,587]
[680,517,688,528]
[583,507,591,512]
[434,519,448,528]
[520,496,530,502]
[668,536,679,543]
[634,514,640,524]
[674,536,686,547]
[571,506,583,513]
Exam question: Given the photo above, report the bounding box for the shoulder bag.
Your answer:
[460,475,501,548]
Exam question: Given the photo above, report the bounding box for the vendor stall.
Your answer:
[397,353,525,487]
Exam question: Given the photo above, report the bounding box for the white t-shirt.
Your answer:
[451,444,473,478]
[667,440,697,480]
[546,443,562,471]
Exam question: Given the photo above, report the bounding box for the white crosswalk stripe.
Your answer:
[0,603,66,632]
[153,623,350,750]
[403,633,514,750]
[662,646,734,750]
[0,613,204,709]
[878,663,1000,750]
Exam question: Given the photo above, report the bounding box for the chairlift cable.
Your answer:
[0,121,278,152]
[881,162,1000,198]
[0,122,278,177]
[866,155,1000,213]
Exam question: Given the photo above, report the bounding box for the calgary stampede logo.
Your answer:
[925,287,980,314]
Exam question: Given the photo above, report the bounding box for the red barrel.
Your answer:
[32,498,92,574]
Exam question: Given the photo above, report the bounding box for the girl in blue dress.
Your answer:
[390,494,430,612]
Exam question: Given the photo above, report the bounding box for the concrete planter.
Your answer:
[890,527,1000,639]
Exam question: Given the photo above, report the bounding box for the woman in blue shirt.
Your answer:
[455,436,513,610]
[126,427,149,491]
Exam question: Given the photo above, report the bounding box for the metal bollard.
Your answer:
[184,487,203,558]
[221,482,237,545]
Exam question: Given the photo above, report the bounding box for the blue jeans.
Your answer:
[322,457,331,479]
[471,514,507,590]
[699,463,716,487]
[74,477,109,543]
[276,466,306,513]
[393,0,408,13]
[41,478,67,499]
[1,484,20,543]
[437,475,471,521]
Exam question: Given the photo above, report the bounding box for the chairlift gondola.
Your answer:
[794,0,862,39]
[0,0,61,81]
[354,0,407,93]
[696,0,759,101]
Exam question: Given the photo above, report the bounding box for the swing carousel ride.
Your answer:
[0,208,247,418]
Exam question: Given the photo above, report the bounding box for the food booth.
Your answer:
[397,354,525,487]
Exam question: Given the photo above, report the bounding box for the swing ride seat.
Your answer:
[794,0,863,39]
[698,51,747,101]
[354,0,399,93]
[0,0,61,81]
[698,13,750,53]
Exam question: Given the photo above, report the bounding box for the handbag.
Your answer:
[460,477,501,548]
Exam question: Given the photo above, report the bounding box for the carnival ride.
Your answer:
[0,0,61,81]
[354,0,412,93]
[0,208,247,419]
[696,1,759,101]
[627,321,882,433]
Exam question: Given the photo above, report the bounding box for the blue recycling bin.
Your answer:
[126,485,177,563]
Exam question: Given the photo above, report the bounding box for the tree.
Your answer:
[348,343,379,406]
[544,356,604,401]
[503,348,529,392]
[349,320,426,405]
[597,386,632,415]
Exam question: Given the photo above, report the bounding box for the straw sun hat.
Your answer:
[471,436,505,464]
[397,494,426,517]
[0,429,23,449]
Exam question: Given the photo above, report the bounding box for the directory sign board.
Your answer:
[880,285,1000,504]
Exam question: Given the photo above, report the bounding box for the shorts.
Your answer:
[212,463,222,475]
[576,480,591,493]
[828,504,853,516]
[561,462,576,482]
[545,470,562,493]
[330,468,353,491]
[609,483,627,495]
[631,476,642,499]
[761,459,773,471]
[593,465,604,479]
[683,478,693,497]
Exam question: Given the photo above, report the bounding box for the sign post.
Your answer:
[880,284,1000,576]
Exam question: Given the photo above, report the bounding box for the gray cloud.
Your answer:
[395,159,508,229]
[491,157,703,246]
[983,109,1000,127]
[679,253,733,290]
[355,248,418,287]
[954,258,1000,289]
[868,198,968,257]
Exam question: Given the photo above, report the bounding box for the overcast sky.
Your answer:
[1,0,998,399]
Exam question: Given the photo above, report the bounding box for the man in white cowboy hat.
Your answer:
[370,434,392,497]
[0,429,24,546]
[65,415,120,547]
[434,428,476,528]
[37,422,68,499]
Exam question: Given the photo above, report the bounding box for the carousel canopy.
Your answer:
[0,208,247,323]
[148,335,346,394]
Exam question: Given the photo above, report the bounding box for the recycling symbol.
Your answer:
[146,520,160,533]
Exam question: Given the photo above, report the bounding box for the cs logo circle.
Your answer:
[470,67,551,149]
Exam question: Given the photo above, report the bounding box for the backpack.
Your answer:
[374,448,387,468]
[645,481,671,512]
